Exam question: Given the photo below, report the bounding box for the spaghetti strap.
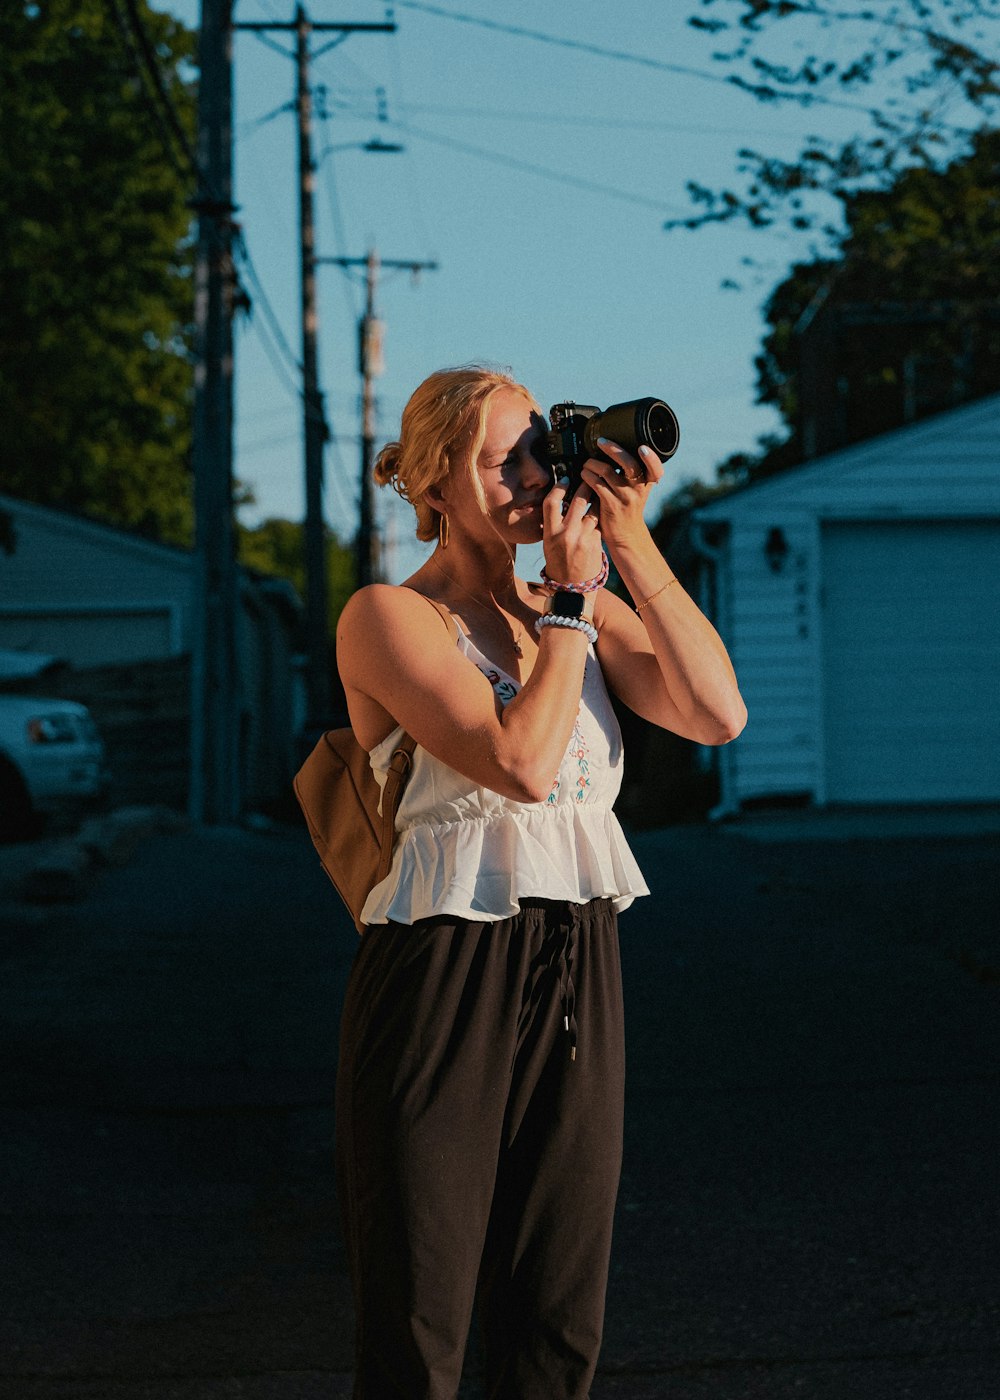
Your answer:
[400,587,460,644]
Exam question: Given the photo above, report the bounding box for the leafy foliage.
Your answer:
[0,0,197,544]
[237,518,355,631]
[673,1,1000,238]
[719,127,1000,481]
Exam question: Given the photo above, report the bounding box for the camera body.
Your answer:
[543,397,680,495]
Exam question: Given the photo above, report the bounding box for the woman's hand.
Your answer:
[541,475,604,585]
[580,440,665,554]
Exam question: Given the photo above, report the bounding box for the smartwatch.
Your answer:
[546,591,594,622]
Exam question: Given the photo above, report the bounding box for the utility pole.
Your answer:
[295,4,329,727]
[190,0,241,824]
[233,9,395,733]
[358,249,383,588]
[320,251,437,587]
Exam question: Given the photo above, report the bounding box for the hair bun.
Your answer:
[373,440,403,489]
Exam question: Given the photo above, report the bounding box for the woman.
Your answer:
[335,365,746,1400]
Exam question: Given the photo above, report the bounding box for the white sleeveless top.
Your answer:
[360,623,650,925]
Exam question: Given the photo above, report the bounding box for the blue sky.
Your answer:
[159,0,892,580]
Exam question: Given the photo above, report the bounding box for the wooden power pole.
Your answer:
[295,4,330,728]
[320,250,437,587]
[233,7,395,733]
[190,0,241,824]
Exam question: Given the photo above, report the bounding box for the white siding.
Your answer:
[724,521,823,802]
[0,494,192,661]
[0,606,178,666]
[693,394,1000,808]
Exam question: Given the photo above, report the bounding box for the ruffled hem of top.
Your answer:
[360,801,649,926]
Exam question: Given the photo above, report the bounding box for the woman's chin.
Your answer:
[511,506,545,541]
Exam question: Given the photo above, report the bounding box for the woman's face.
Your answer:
[444,388,551,546]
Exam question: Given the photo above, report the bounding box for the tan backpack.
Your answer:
[293,596,457,933]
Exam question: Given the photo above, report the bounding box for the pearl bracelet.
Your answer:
[534,614,599,646]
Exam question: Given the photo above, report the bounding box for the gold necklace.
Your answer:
[430,554,526,658]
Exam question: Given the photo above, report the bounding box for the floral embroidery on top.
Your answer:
[548,709,591,805]
[474,652,591,804]
[477,665,519,707]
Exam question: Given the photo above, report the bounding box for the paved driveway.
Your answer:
[1,813,997,1398]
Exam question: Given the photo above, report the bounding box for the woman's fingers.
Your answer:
[542,476,569,534]
[564,480,595,519]
[638,443,665,484]
[583,439,666,492]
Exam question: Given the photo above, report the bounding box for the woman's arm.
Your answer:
[586,441,748,746]
[337,481,605,802]
[338,584,591,802]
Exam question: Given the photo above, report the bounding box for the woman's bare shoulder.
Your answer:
[339,581,442,629]
[337,584,455,679]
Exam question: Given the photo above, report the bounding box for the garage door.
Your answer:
[821,520,1000,803]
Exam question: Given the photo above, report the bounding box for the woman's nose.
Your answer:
[522,445,551,488]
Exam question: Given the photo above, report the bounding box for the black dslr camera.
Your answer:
[543,397,680,495]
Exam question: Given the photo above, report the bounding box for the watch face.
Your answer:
[550,591,586,619]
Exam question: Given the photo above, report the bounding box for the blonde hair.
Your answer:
[373,365,539,541]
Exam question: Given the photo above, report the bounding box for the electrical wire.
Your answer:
[237,295,303,405]
[118,0,199,171]
[246,28,297,61]
[238,97,296,138]
[104,0,195,179]
[234,234,302,380]
[381,116,694,215]
[314,101,364,321]
[393,0,989,132]
[383,24,438,259]
[381,100,811,140]
[393,0,884,115]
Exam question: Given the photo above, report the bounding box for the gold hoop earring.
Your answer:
[439,512,450,548]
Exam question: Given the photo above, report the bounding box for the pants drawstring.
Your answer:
[556,917,578,1062]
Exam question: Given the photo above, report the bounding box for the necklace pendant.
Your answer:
[513,639,524,658]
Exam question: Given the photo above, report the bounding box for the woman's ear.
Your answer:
[425,484,447,511]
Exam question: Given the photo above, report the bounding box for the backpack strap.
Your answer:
[372,591,460,884]
[377,735,416,884]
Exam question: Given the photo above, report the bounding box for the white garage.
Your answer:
[688,394,1000,814]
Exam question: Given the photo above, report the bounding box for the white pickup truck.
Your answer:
[0,695,109,840]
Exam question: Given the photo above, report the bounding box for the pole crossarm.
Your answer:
[233,21,396,30]
[318,257,439,271]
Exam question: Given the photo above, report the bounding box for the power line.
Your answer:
[393,0,881,115]
[381,115,693,214]
[393,0,986,131]
[237,97,296,137]
[104,0,193,178]
[382,27,437,261]
[233,233,302,378]
[238,296,303,404]
[117,0,200,172]
[381,100,813,140]
[247,28,297,60]
[314,97,364,321]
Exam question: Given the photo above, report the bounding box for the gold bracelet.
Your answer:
[635,578,679,612]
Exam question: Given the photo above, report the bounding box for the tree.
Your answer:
[673,1,1000,240]
[237,518,355,634]
[717,126,1000,482]
[0,0,197,545]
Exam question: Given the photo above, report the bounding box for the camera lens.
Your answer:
[642,400,679,459]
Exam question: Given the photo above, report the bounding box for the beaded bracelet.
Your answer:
[539,550,609,595]
[534,614,599,646]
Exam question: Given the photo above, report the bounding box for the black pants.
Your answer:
[335,897,625,1400]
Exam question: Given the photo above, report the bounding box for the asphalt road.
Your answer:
[1,814,998,1399]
